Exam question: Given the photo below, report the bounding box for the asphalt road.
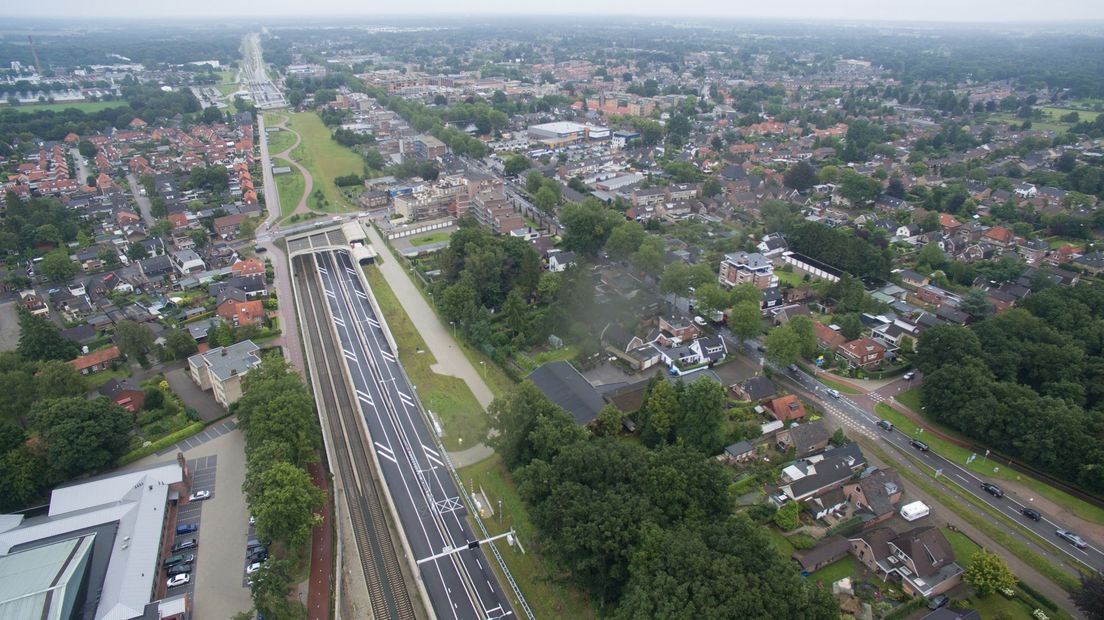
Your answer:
[729,334,1104,575]
[313,249,514,619]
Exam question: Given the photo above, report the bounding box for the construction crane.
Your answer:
[27,35,43,75]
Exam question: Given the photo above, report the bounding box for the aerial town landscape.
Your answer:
[1,5,1104,620]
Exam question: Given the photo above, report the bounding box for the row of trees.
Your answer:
[488,382,836,616]
[364,87,489,158]
[234,355,323,619]
[785,221,892,279]
[915,283,1104,493]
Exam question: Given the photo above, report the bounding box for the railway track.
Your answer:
[294,253,416,620]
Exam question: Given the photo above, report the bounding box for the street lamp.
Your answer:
[479,361,486,379]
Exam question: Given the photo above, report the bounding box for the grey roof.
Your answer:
[738,375,776,402]
[190,340,261,382]
[723,251,771,269]
[527,361,605,426]
[786,421,832,457]
[724,440,754,458]
[786,443,866,500]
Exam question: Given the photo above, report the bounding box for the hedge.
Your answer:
[884,596,927,620]
[117,421,205,466]
[1017,580,1059,612]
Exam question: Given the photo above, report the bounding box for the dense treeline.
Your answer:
[0,84,200,147]
[786,221,892,279]
[234,355,323,619]
[363,87,489,158]
[0,193,84,257]
[489,382,836,616]
[0,29,244,69]
[916,283,1104,494]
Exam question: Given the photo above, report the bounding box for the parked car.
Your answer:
[175,524,198,535]
[1021,507,1041,521]
[248,550,269,563]
[909,439,929,452]
[172,539,197,552]
[167,563,192,576]
[162,553,195,567]
[188,490,211,501]
[1057,529,1088,549]
[877,419,894,431]
[167,574,191,588]
[247,562,264,575]
[903,371,916,381]
[981,483,1003,498]
[927,595,949,610]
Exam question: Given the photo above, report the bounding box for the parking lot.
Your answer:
[164,455,217,599]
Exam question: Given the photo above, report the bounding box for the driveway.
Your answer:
[165,368,227,422]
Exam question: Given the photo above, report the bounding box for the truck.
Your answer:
[900,501,931,522]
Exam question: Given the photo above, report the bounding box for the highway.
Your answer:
[293,252,416,620]
[310,248,514,619]
[729,335,1104,575]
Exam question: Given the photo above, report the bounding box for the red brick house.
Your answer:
[69,345,122,375]
[98,378,146,412]
[814,322,846,352]
[767,395,808,423]
[838,338,886,369]
[216,300,264,327]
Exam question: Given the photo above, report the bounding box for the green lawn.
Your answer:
[263,112,287,126]
[764,527,795,559]
[458,455,596,619]
[815,374,862,395]
[274,164,305,218]
[266,128,298,155]
[965,589,1075,620]
[286,112,363,213]
[880,399,1104,526]
[807,556,855,586]
[941,527,981,565]
[988,113,1070,134]
[85,367,132,390]
[408,231,453,247]
[775,269,807,287]
[363,265,488,451]
[2,101,129,114]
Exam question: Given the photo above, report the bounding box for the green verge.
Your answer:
[363,265,487,451]
[408,231,452,247]
[274,164,305,219]
[814,374,863,395]
[266,128,298,155]
[876,402,1104,525]
[458,454,596,619]
[864,440,1083,593]
[285,112,363,212]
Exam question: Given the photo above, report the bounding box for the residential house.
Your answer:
[848,526,963,598]
[216,299,264,327]
[776,420,831,457]
[170,250,205,276]
[548,251,576,273]
[843,468,903,527]
[898,269,930,289]
[767,395,808,423]
[838,338,887,369]
[1073,251,1104,275]
[230,258,265,277]
[757,233,788,258]
[98,378,146,412]
[690,335,727,363]
[138,255,173,279]
[722,440,755,464]
[188,340,262,407]
[658,315,700,344]
[732,375,776,402]
[814,322,847,352]
[526,361,605,426]
[793,536,851,573]
[69,345,122,375]
[779,443,866,501]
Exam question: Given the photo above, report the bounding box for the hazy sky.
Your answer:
[5,0,1104,22]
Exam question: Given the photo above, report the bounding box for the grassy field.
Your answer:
[764,527,795,559]
[815,374,862,394]
[363,265,488,451]
[458,455,596,619]
[880,398,1104,525]
[988,112,1071,134]
[2,101,129,114]
[775,269,807,287]
[408,231,453,247]
[807,555,855,585]
[286,112,363,212]
[274,165,305,218]
[941,527,981,565]
[266,128,298,154]
[263,112,287,126]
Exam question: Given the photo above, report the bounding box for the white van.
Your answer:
[900,501,931,522]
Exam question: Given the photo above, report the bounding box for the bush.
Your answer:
[746,502,777,523]
[773,501,801,531]
[1016,580,1058,611]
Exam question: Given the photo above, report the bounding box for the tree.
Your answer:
[914,325,983,374]
[727,301,763,340]
[788,316,818,359]
[660,262,714,297]
[764,324,804,366]
[773,500,801,531]
[560,199,623,256]
[503,154,531,176]
[838,170,883,207]
[694,283,731,318]
[590,404,624,437]
[1074,571,1104,620]
[143,386,165,410]
[676,378,726,454]
[77,140,97,158]
[249,557,304,620]
[525,170,546,194]
[0,445,47,511]
[32,397,131,481]
[190,228,210,248]
[783,161,818,192]
[41,249,76,282]
[0,368,38,427]
[702,177,722,198]
[639,378,679,447]
[115,320,154,360]
[963,550,1016,597]
[251,461,324,547]
[35,360,86,399]
[605,221,646,261]
[630,237,665,277]
[915,242,946,271]
[488,382,580,470]
[835,313,863,340]
[957,289,994,320]
[163,329,199,360]
[17,309,78,362]
[533,185,558,215]
[886,177,906,198]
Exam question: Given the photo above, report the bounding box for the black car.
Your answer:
[167,563,192,576]
[248,550,269,563]
[171,539,197,552]
[1021,507,1041,521]
[981,482,1003,498]
[910,439,930,452]
[787,364,799,373]
[877,419,894,431]
[927,595,949,610]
